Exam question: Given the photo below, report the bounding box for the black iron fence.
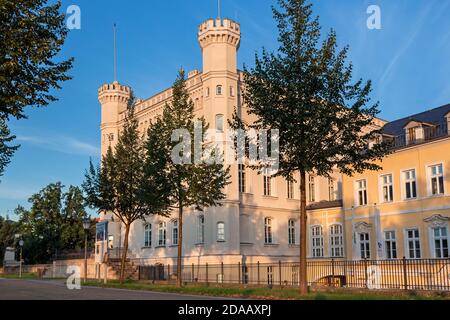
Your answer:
[137,258,450,291]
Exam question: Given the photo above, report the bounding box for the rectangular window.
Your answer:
[406,228,421,259]
[430,164,444,195]
[433,227,449,258]
[359,232,370,259]
[288,220,296,245]
[238,164,246,193]
[384,231,397,259]
[172,220,178,246]
[144,224,152,247]
[356,179,368,206]
[404,170,417,199]
[308,176,316,203]
[197,216,205,244]
[330,225,344,257]
[158,222,166,246]
[264,218,273,244]
[381,174,394,203]
[217,222,225,242]
[287,180,294,199]
[311,226,324,257]
[263,175,272,196]
[328,178,335,201]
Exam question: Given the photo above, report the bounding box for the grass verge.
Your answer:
[84,280,449,300]
[0,272,39,280]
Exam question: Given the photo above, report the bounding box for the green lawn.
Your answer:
[84,280,450,300]
[0,272,39,280]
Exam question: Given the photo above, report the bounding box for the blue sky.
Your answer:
[2,0,450,219]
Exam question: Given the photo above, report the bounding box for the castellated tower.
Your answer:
[198,18,241,202]
[98,81,132,156]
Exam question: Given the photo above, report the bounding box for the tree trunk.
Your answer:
[176,202,183,287]
[119,222,130,284]
[299,170,308,294]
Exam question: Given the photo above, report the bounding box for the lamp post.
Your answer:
[18,239,24,278]
[82,217,91,283]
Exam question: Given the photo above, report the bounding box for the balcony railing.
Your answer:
[385,122,449,150]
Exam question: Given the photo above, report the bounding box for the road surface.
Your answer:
[0,278,229,300]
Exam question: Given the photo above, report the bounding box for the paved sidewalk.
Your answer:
[0,278,228,300]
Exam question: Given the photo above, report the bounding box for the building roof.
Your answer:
[382,103,450,136]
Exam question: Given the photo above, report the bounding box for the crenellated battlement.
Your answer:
[198,18,241,49]
[98,81,132,105]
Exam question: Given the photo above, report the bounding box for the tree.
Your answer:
[0,215,18,266]
[15,183,93,264]
[83,101,171,283]
[0,0,73,121]
[145,70,231,287]
[0,0,73,177]
[232,0,390,294]
[0,118,18,178]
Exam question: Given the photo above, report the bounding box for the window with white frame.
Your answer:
[308,176,316,202]
[172,220,178,246]
[359,232,370,259]
[288,219,296,245]
[384,231,397,259]
[381,174,394,203]
[328,178,335,201]
[429,164,444,196]
[238,164,246,193]
[311,226,324,257]
[267,266,273,285]
[263,175,272,196]
[206,87,210,97]
[406,228,421,259]
[216,85,223,95]
[404,170,417,199]
[287,180,294,199]
[330,224,344,257]
[144,224,152,247]
[158,222,166,246]
[217,222,225,242]
[356,179,368,206]
[432,227,449,258]
[197,215,205,244]
[215,114,224,133]
[230,86,235,97]
[264,217,273,244]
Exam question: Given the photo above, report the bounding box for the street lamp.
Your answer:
[18,239,24,278]
[82,217,91,283]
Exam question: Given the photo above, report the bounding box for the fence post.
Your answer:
[103,263,108,284]
[192,263,195,282]
[279,261,282,287]
[206,263,209,286]
[238,262,241,285]
[221,262,224,285]
[364,259,368,289]
[167,264,170,284]
[402,256,408,291]
[257,261,260,286]
[331,259,335,287]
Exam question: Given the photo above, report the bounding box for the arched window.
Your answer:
[311,225,324,257]
[288,219,297,245]
[172,220,179,246]
[144,224,152,247]
[158,222,166,246]
[206,87,210,97]
[215,114,224,132]
[197,215,205,244]
[264,217,273,244]
[217,222,225,242]
[216,85,223,95]
[230,86,235,97]
[308,176,316,202]
[329,224,344,257]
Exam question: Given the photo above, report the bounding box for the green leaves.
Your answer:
[239,0,390,181]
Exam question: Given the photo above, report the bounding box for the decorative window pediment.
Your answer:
[354,221,372,233]
[424,214,449,228]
